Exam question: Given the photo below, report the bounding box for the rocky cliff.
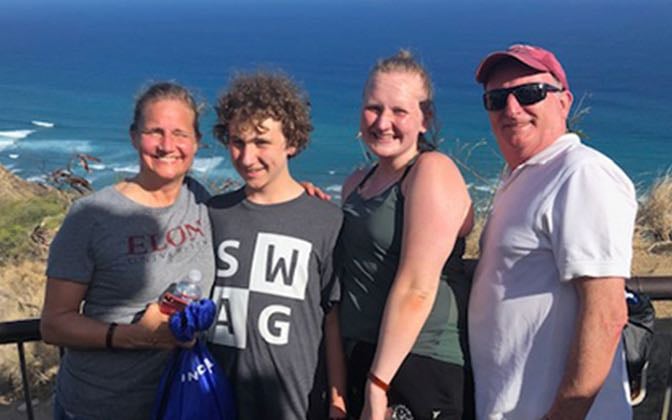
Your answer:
[0,165,68,404]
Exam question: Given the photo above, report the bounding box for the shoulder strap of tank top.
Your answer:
[355,152,422,195]
[396,152,425,200]
[355,163,378,189]
[398,152,422,184]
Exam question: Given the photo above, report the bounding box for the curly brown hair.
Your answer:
[213,72,313,157]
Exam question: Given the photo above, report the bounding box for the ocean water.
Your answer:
[1,0,670,202]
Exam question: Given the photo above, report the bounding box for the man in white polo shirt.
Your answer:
[469,44,637,420]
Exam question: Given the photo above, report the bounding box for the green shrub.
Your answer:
[0,195,67,264]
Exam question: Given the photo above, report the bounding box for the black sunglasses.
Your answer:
[483,83,564,111]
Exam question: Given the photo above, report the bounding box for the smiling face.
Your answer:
[131,99,199,185]
[485,61,573,168]
[360,71,428,166]
[228,117,296,196]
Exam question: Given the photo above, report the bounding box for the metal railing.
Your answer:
[0,318,41,420]
[1,276,672,420]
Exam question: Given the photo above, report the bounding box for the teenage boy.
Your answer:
[208,72,346,419]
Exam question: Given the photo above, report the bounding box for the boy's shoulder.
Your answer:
[297,194,343,220]
[208,187,246,210]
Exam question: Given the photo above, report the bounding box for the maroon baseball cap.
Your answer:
[475,44,569,90]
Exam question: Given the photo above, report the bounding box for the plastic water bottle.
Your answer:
[159,269,203,315]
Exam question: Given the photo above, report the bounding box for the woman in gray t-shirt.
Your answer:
[40,82,215,420]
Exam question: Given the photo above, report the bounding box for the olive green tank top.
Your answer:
[337,160,469,365]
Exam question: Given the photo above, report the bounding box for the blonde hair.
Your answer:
[364,49,439,149]
[130,82,203,139]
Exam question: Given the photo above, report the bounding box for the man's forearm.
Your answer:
[545,277,627,419]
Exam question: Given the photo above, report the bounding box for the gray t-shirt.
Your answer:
[46,177,215,419]
[207,189,342,420]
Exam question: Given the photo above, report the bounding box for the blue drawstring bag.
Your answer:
[152,300,236,420]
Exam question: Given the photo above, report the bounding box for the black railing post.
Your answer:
[0,319,41,420]
[17,342,35,420]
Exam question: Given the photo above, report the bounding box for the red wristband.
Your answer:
[367,371,390,392]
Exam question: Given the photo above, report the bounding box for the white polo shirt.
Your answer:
[469,133,637,420]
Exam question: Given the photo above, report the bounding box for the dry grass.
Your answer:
[634,173,672,318]
[0,168,65,405]
[637,171,672,243]
[0,251,60,405]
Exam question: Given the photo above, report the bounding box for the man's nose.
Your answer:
[503,92,524,115]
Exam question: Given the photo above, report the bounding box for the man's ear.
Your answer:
[559,90,574,121]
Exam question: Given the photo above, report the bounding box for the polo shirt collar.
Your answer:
[505,133,581,176]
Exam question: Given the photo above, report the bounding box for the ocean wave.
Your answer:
[473,184,496,193]
[325,184,341,193]
[191,156,225,173]
[0,129,35,140]
[31,120,55,128]
[17,139,93,153]
[8,154,19,159]
[112,164,139,174]
[0,139,15,151]
[26,175,47,183]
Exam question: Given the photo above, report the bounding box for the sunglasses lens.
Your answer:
[483,91,508,111]
[513,85,546,106]
[483,84,557,111]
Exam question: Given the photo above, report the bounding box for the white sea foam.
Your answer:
[8,154,19,159]
[325,184,342,193]
[26,175,47,183]
[191,156,225,173]
[112,164,140,174]
[18,139,93,153]
[31,120,55,128]
[0,129,35,140]
[89,163,106,170]
[473,185,496,193]
[328,170,336,175]
[0,139,15,151]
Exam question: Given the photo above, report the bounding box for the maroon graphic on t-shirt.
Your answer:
[127,219,206,255]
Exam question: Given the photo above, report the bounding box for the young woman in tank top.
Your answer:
[336,50,474,420]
